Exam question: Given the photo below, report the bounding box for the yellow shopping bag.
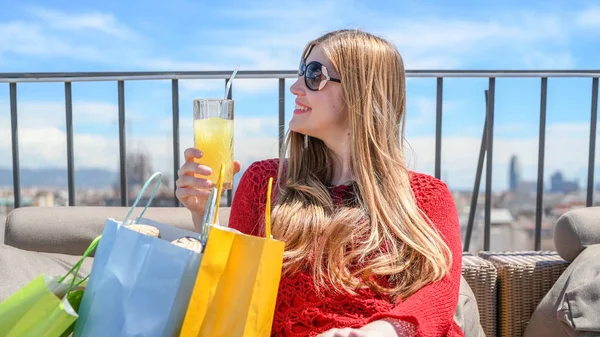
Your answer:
[180,177,285,337]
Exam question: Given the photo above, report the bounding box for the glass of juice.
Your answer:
[193,98,234,189]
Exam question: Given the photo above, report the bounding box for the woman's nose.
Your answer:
[290,77,306,96]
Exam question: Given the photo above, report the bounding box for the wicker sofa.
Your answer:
[1,206,599,337]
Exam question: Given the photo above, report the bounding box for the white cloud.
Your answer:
[0,22,105,61]
[0,125,119,170]
[387,16,565,51]
[0,100,141,129]
[406,97,461,130]
[178,80,225,97]
[372,13,574,70]
[521,51,575,69]
[230,79,280,95]
[27,6,139,40]
[0,7,146,67]
[0,112,280,177]
[177,78,282,99]
[178,79,279,98]
[405,122,594,191]
[140,59,220,71]
[200,3,579,71]
[575,6,600,28]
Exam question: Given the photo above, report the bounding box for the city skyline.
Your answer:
[0,150,593,197]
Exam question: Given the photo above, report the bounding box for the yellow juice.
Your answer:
[193,117,234,189]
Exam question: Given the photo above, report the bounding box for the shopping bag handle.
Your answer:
[265,177,273,239]
[58,235,102,295]
[123,172,163,226]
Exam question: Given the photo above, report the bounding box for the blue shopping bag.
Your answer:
[73,172,203,337]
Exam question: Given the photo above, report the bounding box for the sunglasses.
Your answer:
[298,46,341,91]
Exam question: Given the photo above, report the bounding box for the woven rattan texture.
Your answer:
[478,251,569,337]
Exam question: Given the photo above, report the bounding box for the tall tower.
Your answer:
[509,155,521,192]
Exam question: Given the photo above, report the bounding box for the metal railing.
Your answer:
[2,70,599,251]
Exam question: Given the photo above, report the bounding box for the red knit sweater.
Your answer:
[228,159,464,337]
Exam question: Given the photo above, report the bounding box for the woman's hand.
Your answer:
[316,328,384,337]
[317,320,406,337]
[175,147,241,214]
[316,328,369,337]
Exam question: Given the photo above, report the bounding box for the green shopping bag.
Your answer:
[0,236,100,337]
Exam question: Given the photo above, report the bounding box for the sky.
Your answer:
[1,0,600,193]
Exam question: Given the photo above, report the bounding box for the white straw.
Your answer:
[224,65,240,99]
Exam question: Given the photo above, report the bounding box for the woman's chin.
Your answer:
[288,120,305,134]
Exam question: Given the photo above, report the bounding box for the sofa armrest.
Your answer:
[4,206,231,256]
[478,251,570,337]
[554,206,600,262]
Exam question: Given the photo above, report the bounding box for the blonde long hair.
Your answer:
[271,29,452,300]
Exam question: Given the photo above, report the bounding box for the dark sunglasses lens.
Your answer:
[305,62,322,90]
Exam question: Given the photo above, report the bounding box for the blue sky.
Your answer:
[1,0,599,193]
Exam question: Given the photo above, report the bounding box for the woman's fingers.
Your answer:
[182,148,242,179]
[175,186,211,200]
[175,175,213,189]
[184,147,203,161]
[177,161,213,178]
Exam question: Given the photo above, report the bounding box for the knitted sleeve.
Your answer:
[228,158,280,236]
[369,173,464,337]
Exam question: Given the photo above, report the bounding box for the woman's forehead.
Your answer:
[305,44,326,62]
[305,44,338,73]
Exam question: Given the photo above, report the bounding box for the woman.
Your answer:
[176,29,464,337]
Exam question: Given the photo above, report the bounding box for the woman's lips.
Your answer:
[294,102,311,114]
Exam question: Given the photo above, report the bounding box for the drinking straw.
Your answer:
[265,177,273,239]
[211,163,226,225]
[201,187,217,242]
[224,65,240,100]
[205,187,218,230]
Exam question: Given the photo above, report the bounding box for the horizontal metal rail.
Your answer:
[1,70,600,83]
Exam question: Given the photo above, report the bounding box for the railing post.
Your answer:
[464,90,489,252]
[9,83,20,209]
[172,79,181,207]
[535,77,548,251]
[484,78,495,251]
[587,77,599,207]
[279,78,286,155]
[435,77,443,179]
[118,80,128,206]
[65,82,75,206]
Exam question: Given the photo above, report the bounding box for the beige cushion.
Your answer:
[524,244,600,337]
[0,215,4,246]
[554,207,600,262]
[4,206,230,256]
[0,244,94,302]
[454,276,486,337]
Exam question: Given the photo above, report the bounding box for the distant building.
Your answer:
[112,151,170,192]
[127,152,154,187]
[517,181,538,195]
[550,171,580,194]
[108,150,174,206]
[509,155,521,192]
